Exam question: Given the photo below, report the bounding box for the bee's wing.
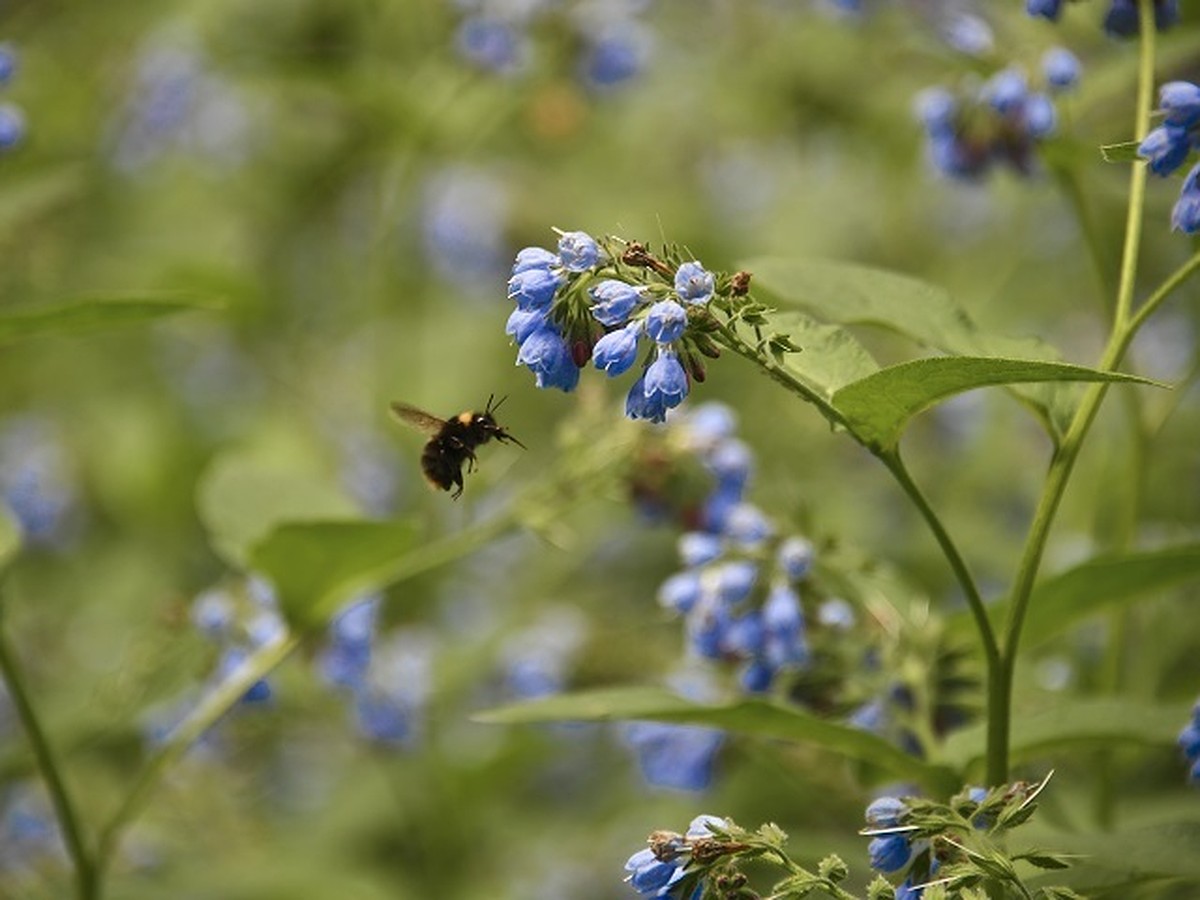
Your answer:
[389,402,447,437]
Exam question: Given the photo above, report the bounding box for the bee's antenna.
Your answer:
[489,394,508,414]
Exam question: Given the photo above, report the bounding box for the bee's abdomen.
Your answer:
[420,438,462,491]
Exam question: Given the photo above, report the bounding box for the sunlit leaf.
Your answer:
[0,293,221,345]
[196,453,359,569]
[478,686,960,793]
[830,357,1156,451]
[249,519,422,628]
[1099,141,1141,164]
[763,310,879,397]
[941,698,1188,772]
[744,258,1089,436]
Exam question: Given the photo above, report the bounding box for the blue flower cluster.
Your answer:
[915,49,1080,181]
[1177,700,1200,784]
[0,785,64,878]
[624,814,725,899]
[191,576,286,706]
[454,0,653,91]
[507,230,720,421]
[421,165,511,295]
[320,596,436,747]
[1026,0,1178,36]
[1138,81,1200,234]
[0,42,23,153]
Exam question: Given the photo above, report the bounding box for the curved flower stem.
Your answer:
[0,619,98,899]
[93,633,300,879]
[1128,249,1200,336]
[713,319,994,664]
[990,0,1159,787]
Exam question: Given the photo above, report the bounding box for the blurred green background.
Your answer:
[0,0,1198,897]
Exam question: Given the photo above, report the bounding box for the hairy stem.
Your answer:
[990,0,1159,787]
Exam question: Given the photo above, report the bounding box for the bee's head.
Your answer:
[478,395,526,449]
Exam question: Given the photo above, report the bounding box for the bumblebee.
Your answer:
[389,395,525,499]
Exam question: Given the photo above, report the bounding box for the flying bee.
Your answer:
[389,395,526,499]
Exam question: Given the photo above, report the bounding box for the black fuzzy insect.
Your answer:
[389,395,525,499]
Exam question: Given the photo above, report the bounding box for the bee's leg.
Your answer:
[451,474,464,500]
[466,450,478,474]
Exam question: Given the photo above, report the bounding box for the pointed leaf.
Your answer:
[196,452,359,569]
[830,357,1155,451]
[744,258,1086,436]
[1050,820,1200,880]
[478,686,959,793]
[249,519,422,628]
[941,698,1188,771]
[948,544,1200,646]
[0,292,221,345]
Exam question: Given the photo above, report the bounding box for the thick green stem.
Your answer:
[989,0,1159,787]
[0,622,98,899]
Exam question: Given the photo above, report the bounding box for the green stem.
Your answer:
[1128,249,1200,336]
[990,0,1159,787]
[0,622,98,899]
[94,634,300,877]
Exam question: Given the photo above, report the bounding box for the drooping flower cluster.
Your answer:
[507,230,738,422]
[914,48,1080,181]
[0,416,78,547]
[500,606,587,700]
[623,814,728,899]
[319,595,436,747]
[190,576,287,706]
[1026,0,1178,37]
[1177,700,1200,784]
[1138,81,1200,234]
[824,0,995,58]
[0,42,23,153]
[453,0,653,91]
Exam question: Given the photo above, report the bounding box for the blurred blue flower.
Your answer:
[1042,47,1081,92]
[456,15,527,74]
[869,834,912,873]
[938,13,993,57]
[581,22,651,90]
[501,607,586,700]
[1161,81,1200,127]
[865,796,908,828]
[1177,700,1200,784]
[622,720,724,792]
[350,629,436,748]
[319,595,380,690]
[1173,164,1200,234]
[678,531,723,568]
[0,785,64,875]
[421,166,511,293]
[0,417,77,545]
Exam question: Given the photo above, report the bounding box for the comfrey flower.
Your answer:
[623,814,728,899]
[0,416,77,545]
[191,577,286,706]
[622,668,725,791]
[916,60,1069,181]
[1138,82,1200,234]
[350,629,436,747]
[1177,700,1200,784]
[1027,0,1178,34]
[500,606,586,700]
[506,231,736,415]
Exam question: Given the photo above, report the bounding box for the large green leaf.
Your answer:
[196,452,359,569]
[830,357,1156,451]
[764,311,879,398]
[1048,820,1200,882]
[478,686,959,793]
[249,519,422,628]
[948,544,1200,646]
[941,698,1188,773]
[0,292,220,345]
[744,258,1085,436]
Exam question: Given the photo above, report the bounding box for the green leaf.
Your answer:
[1050,820,1200,880]
[1099,140,1142,164]
[830,357,1156,451]
[941,698,1188,772]
[1015,852,1071,871]
[196,452,359,569]
[249,519,422,628]
[0,292,221,345]
[0,506,19,572]
[744,258,1087,436]
[763,311,879,398]
[948,544,1200,646]
[478,686,960,793]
